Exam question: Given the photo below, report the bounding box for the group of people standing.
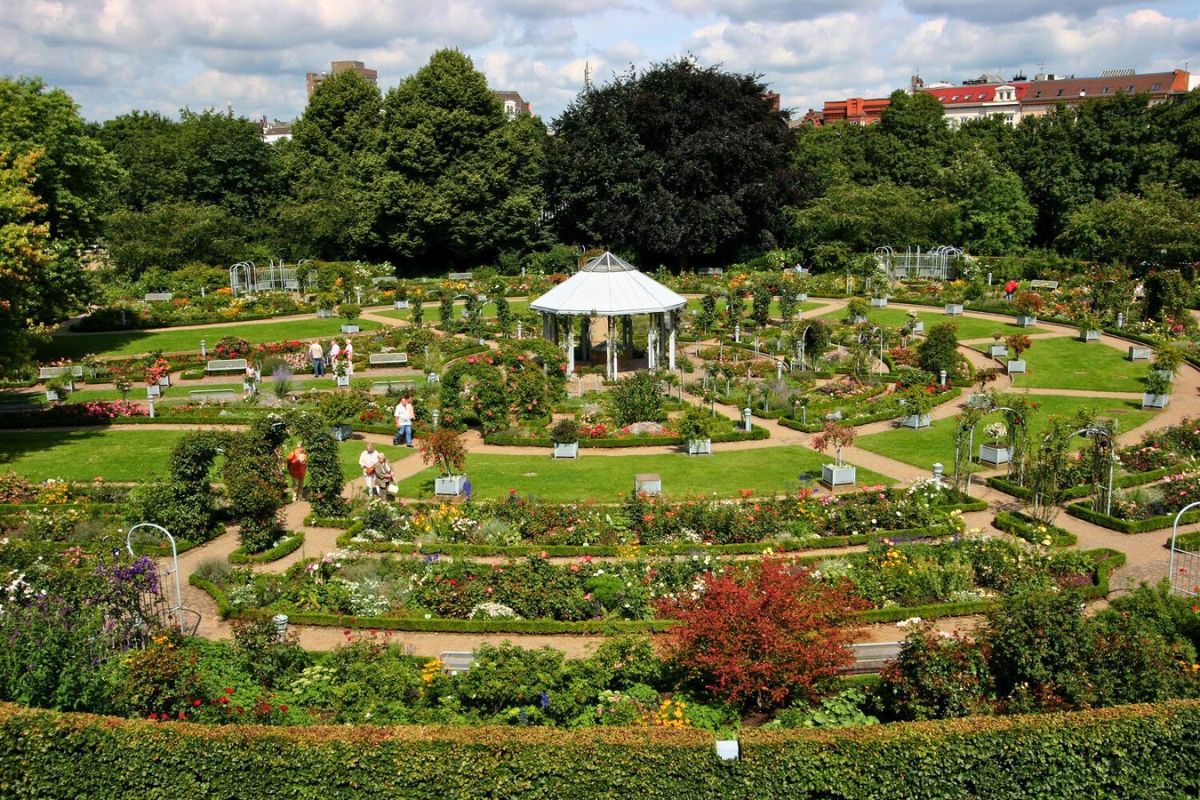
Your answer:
[308,339,354,378]
[356,395,416,498]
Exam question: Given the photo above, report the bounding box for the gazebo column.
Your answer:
[667,311,677,371]
[541,312,552,341]
[647,315,657,370]
[622,316,634,358]
[566,323,575,375]
[580,316,591,362]
[607,317,617,380]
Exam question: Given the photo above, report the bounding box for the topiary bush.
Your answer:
[607,371,666,426]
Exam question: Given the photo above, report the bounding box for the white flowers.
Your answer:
[896,617,923,629]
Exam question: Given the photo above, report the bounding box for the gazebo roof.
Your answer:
[529,252,687,316]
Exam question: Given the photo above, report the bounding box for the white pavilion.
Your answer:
[529,252,687,380]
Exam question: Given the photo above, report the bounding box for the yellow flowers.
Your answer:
[653,698,689,728]
[421,659,442,684]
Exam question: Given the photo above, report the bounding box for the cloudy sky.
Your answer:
[2,0,1198,124]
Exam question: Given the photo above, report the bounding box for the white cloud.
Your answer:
[669,0,883,21]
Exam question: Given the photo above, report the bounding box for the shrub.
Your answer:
[877,623,992,721]
[550,418,579,445]
[657,560,865,712]
[419,428,467,476]
[451,642,565,716]
[230,618,309,690]
[607,371,666,426]
[289,413,345,517]
[773,688,879,729]
[676,406,716,443]
[337,303,361,322]
[917,322,959,378]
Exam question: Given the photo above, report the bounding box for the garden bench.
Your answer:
[1029,279,1058,291]
[38,365,84,380]
[143,292,173,302]
[206,358,248,375]
[282,279,300,291]
[0,402,39,415]
[189,388,238,403]
[369,380,415,395]
[1128,346,1152,361]
[699,267,724,275]
[447,271,473,280]
[367,352,408,367]
[371,276,397,285]
[439,652,475,676]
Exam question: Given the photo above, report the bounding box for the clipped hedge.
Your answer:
[484,425,770,448]
[227,531,305,565]
[987,467,1178,502]
[778,388,961,433]
[1066,501,1200,534]
[1,701,1198,798]
[993,510,1078,547]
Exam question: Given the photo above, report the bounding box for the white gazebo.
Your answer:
[529,251,687,380]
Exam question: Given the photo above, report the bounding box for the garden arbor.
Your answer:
[529,252,687,380]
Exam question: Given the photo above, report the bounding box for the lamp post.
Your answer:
[742,407,752,432]
[432,409,440,430]
[200,338,207,358]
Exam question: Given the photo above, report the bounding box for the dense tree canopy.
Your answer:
[546,59,796,268]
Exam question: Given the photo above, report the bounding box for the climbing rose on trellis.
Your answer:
[656,559,866,711]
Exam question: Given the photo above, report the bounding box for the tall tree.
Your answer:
[0,150,53,375]
[940,149,1034,254]
[546,59,797,268]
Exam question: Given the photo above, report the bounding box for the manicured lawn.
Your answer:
[975,336,1150,392]
[684,298,825,319]
[376,300,529,323]
[856,394,1154,472]
[391,445,895,501]
[812,306,1045,338]
[0,429,412,482]
[37,317,384,361]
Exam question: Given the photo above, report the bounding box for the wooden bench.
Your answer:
[189,389,238,403]
[371,276,397,285]
[367,352,408,367]
[370,380,415,395]
[1029,279,1059,291]
[144,292,173,302]
[1128,346,1152,361]
[38,366,84,380]
[206,358,248,374]
[447,272,473,281]
[699,267,724,275]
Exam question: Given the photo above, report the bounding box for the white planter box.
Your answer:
[340,324,360,334]
[1016,315,1038,327]
[979,444,1012,465]
[796,293,808,302]
[1142,393,1170,409]
[1152,369,1175,382]
[822,464,856,487]
[316,309,333,318]
[910,321,924,334]
[393,300,410,310]
[243,381,257,394]
[1082,330,1101,342]
[944,304,963,316]
[634,473,662,496]
[146,384,161,398]
[850,315,868,324]
[1007,359,1026,374]
[336,375,351,387]
[900,413,932,429]
[45,390,59,402]
[871,298,888,307]
[330,424,353,441]
[435,474,468,496]
[989,344,1008,358]
[553,442,579,459]
[686,438,712,456]
[1128,346,1151,361]
[158,375,171,387]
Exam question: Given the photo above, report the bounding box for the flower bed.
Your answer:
[992,510,1077,547]
[986,466,1179,502]
[780,387,961,433]
[228,532,306,565]
[1067,482,1200,534]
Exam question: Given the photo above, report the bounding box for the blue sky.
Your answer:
[2,0,1197,124]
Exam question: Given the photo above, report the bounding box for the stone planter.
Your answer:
[850,315,868,325]
[340,324,360,334]
[1128,346,1151,361]
[1082,330,1101,342]
[330,424,353,441]
[1007,359,1026,374]
[979,444,1012,465]
[1016,315,1038,327]
[316,309,333,319]
[944,303,963,316]
[435,474,468,496]
[336,374,351,387]
[989,344,1008,358]
[393,300,410,310]
[45,390,59,402]
[1142,393,1170,409]
[910,321,924,334]
[553,442,579,459]
[822,464,856,487]
[146,384,161,398]
[686,438,712,456]
[796,293,808,303]
[871,297,888,308]
[158,375,171,387]
[900,413,932,429]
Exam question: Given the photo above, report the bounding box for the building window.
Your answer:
[1035,90,1042,97]
[951,95,959,100]
[1056,89,1064,96]
[1128,85,1135,92]
[1152,83,1161,91]
[1103,86,1110,94]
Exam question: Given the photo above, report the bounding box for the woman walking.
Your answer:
[286,442,308,501]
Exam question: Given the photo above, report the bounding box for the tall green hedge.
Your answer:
[0,701,1197,798]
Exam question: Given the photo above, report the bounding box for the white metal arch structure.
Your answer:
[125,522,191,634]
[229,261,255,296]
[1168,501,1200,597]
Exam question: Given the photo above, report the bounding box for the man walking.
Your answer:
[358,442,381,496]
[394,393,415,447]
[309,341,325,377]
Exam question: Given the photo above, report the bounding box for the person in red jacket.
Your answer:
[1004,280,1019,301]
[286,443,308,500]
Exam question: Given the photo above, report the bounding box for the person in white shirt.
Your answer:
[329,340,341,380]
[343,339,355,375]
[308,341,325,377]
[393,394,415,447]
[358,442,381,495]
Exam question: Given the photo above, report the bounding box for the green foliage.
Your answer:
[230,618,309,689]
[917,322,959,378]
[878,624,992,721]
[290,413,345,516]
[606,371,666,426]
[550,417,579,445]
[772,689,879,729]
[221,419,288,552]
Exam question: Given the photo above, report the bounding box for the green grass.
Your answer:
[38,317,385,361]
[375,300,529,323]
[3,375,426,406]
[683,298,826,320]
[0,429,413,482]
[976,337,1151,392]
[856,394,1155,472]
[812,306,1045,338]
[391,445,895,502]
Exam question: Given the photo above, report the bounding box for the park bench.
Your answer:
[206,358,248,375]
[370,380,415,395]
[189,388,237,403]
[439,652,475,676]
[144,292,173,302]
[371,276,397,285]
[699,267,724,275]
[1128,346,1152,361]
[0,402,39,416]
[447,271,473,281]
[38,365,84,380]
[1029,279,1059,291]
[367,352,408,367]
